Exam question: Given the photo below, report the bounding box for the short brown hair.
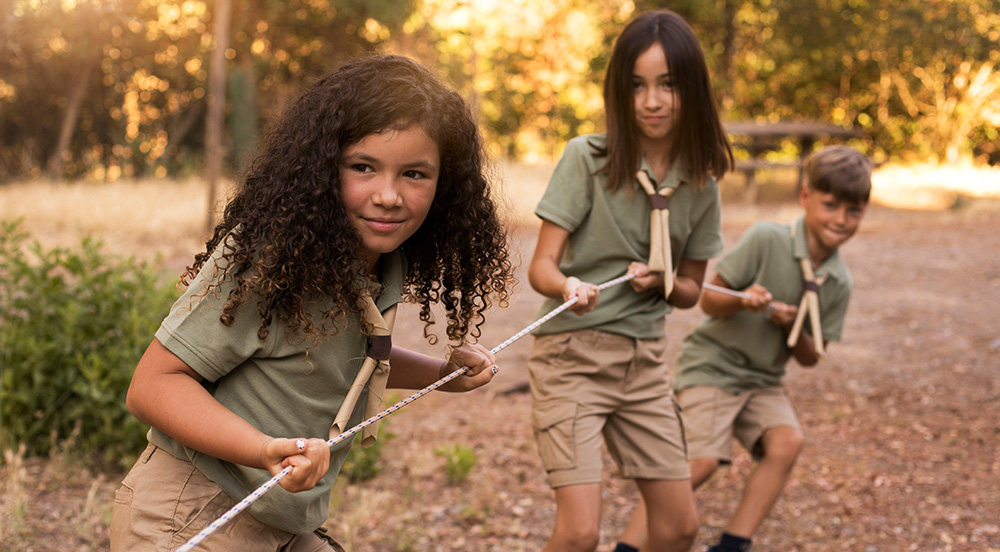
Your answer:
[804,145,872,204]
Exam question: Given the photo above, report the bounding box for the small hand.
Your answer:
[740,284,773,313]
[563,276,600,315]
[767,301,797,327]
[261,437,330,493]
[439,342,499,392]
[627,262,665,293]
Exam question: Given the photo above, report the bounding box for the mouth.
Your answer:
[824,227,851,240]
[365,218,403,232]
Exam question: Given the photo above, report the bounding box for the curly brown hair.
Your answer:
[183,55,513,344]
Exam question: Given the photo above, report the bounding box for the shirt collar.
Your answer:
[638,156,690,192]
[356,249,405,311]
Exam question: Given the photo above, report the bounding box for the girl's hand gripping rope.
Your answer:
[437,342,499,392]
[260,437,330,493]
[563,276,600,315]
[626,261,665,294]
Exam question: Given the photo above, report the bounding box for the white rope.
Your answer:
[701,281,753,300]
[173,271,637,552]
[702,282,780,318]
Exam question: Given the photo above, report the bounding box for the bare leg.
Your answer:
[634,479,699,552]
[726,426,803,537]
[543,483,602,552]
[618,458,719,548]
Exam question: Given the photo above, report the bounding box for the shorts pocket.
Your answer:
[114,483,134,506]
[531,400,578,471]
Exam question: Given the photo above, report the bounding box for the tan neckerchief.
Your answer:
[786,225,827,357]
[635,171,676,297]
[331,295,397,447]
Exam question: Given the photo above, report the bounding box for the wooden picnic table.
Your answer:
[724,120,864,202]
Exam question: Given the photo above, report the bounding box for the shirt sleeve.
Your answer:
[714,222,768,290]
[677,178,724,262]
[155,261,276,382]
[535,137,596,233]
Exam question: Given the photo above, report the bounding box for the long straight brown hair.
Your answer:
[594,9,732,192]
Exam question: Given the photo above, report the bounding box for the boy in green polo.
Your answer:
[682,145,871,551]
[616,145,872,552]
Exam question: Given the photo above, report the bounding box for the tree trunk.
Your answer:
[45,58,95,177]
[205,0,232,232]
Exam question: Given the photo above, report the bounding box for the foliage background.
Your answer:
[2,0,999,183]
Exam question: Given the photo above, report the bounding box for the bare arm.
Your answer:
[784,320,821,366]
[696,276,821,366]
[126,338,329,492]
[527,220,599,315]
[700,274,772,317]
[668,257,709,309]
[386,344,498,392]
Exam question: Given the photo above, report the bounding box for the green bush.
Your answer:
[435,443,477,484]
[0,220,179,468]
[341,418,395,483]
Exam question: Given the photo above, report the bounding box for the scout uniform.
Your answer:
[528,133,723,487]
[674,217,852,461]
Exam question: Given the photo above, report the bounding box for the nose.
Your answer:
[371,175,403,207]
[832,205,849,226]
[643,88,662,111]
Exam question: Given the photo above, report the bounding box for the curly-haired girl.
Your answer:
[110,54,513,552]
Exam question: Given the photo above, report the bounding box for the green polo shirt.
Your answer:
[533,133,724,339]
[149,248,405,535]
[674,217,852,394]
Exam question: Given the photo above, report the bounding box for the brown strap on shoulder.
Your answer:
[331,297,398,446]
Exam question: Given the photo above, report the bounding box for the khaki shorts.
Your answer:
[677,385,800,463]
[528,329,689,488]
[111,444,344,552]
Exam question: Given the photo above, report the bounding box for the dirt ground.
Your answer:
[3,190,1000,551]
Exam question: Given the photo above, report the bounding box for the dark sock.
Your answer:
[613,543,639,552]
[710,532,752,552]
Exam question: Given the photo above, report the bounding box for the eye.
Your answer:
[632,80,645,90]
[659,78,675,89]
[349,163,373,174]
[403,169,427,179]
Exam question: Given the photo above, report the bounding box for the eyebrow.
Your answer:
[631,72,672,80]
[343,152,439,171]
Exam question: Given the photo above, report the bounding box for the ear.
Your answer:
[798,182,810,208]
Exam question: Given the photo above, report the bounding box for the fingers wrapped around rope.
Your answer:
[437,342,499,392]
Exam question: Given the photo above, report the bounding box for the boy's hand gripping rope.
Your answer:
[173,271,637,552]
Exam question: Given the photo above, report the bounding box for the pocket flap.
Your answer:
[531,400,577,431]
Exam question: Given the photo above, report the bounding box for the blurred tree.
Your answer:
[1,0,998,181]
[717,0,1000,164]
[0,0,415,182]
[413,0,631,160]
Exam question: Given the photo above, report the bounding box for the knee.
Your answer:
[673,512,700,545]
[558,525,600,552]
[648,505,699,548]
[764,428,804,465]
[649,517,699,549]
